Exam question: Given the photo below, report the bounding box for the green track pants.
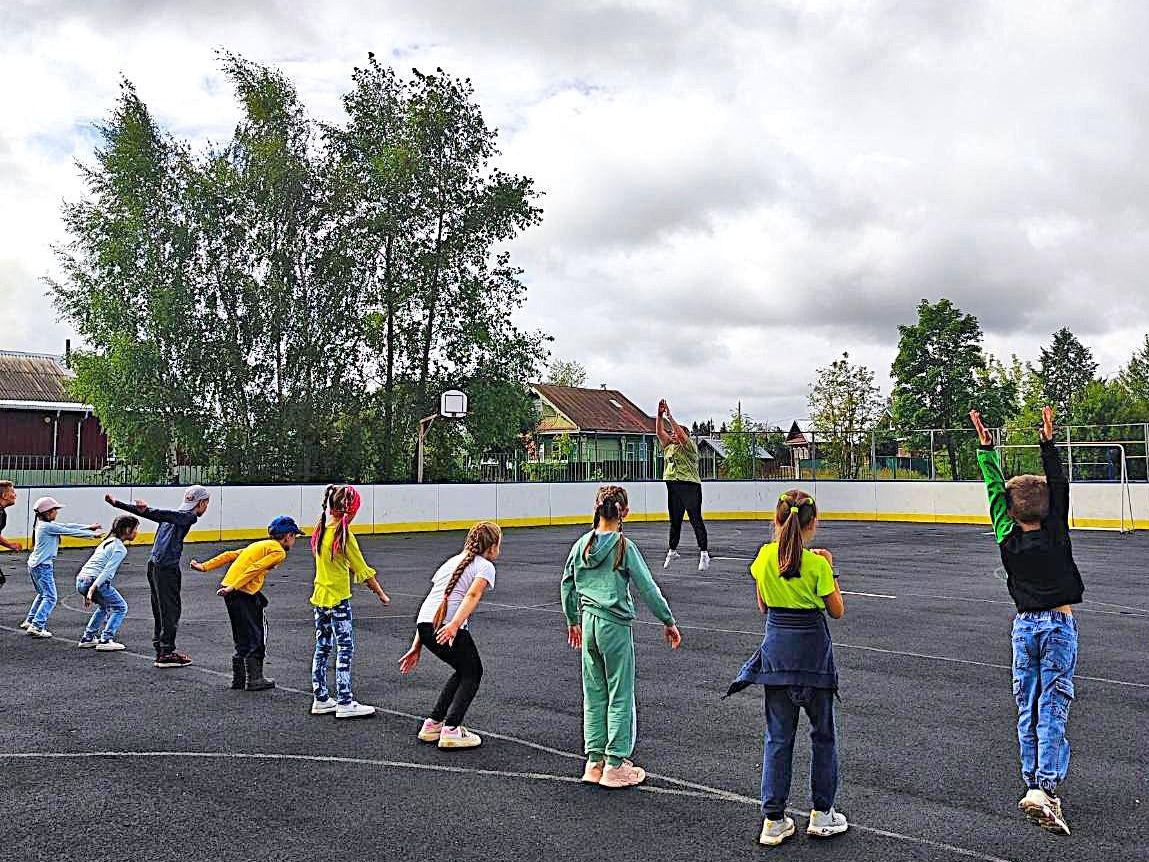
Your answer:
[581,611,636,766]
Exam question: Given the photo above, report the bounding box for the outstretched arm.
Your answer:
[1038,405,1069,528]
[971,410,1013,544]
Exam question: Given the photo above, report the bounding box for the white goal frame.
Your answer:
[995,442,1136,533]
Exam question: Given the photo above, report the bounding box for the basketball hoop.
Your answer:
[418,389,468,483]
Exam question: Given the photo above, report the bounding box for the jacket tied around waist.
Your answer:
[725,607,838,697]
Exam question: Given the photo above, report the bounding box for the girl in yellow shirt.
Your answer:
[307,485,389,719]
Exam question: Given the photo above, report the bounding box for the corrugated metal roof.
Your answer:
[0,351,75,403]
[698,436,777,461]
[533,384,655,434]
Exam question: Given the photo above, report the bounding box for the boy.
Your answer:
[0,480,21,587]
[190,516,305,692]
[971,406,1083,836]
[106,485,211,668]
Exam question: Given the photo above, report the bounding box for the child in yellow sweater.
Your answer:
[191,516,306,691]
[308,485,389,719]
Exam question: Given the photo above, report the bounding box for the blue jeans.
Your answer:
[77,577,128,641]
[761,686,838,818]
[25,562,57,628]
[313,600,355,705]
[1012,612,1078,794]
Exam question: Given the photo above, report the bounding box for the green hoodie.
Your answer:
[561,530,676,628]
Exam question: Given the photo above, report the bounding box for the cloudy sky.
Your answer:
[4,0,1148,425]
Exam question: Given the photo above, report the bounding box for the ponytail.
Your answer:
[584,485,629,571]
[775,490,817,580]
[311,484,336,558]
[432,521,502,627]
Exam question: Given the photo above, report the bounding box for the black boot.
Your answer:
[244,655,275,691]
[231,656,246,690]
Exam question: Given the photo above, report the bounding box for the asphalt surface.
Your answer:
[2,519,1147,862]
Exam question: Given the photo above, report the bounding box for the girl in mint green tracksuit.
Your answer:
[561,485,682,789]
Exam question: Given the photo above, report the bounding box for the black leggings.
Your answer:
[667,480,708,552]
[417,622,484,726]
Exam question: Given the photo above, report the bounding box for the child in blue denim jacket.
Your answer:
[21,496,102,639]
[972,406,1084,836]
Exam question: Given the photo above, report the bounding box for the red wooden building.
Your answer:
[0,350,109,471]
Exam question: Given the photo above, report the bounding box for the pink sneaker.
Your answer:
[418,718,443,742]
[599,760,646,788]
[581,760,604,784]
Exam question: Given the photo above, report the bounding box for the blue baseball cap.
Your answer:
[268,516,305,537]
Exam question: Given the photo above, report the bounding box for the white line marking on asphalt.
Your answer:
[0,749,1018,862]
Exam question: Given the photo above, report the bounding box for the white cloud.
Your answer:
[3,0,1149,426]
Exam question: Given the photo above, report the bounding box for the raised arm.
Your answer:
[1038,405,1069,528]
[971,410,1013,544]
[106,495,182,525]
[654,399,673,449]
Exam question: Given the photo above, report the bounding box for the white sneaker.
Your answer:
[759,816,796,846]
[698,551,712,571]
[18,620,31,630]
[1019,788,1071,835]
[26,626,52,638]
[310,697,339,715]
[77,638,98,649]
[438,725,482,749]
[663,550,681,569]
[95,640,126,652]
[807,807,849,838]
[335,700,376,719]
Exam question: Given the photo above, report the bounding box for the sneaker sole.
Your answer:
[311,705,338,715]
[95,644,125,651]
[417,731,442,743]
[335,710,377,719]
[77,641,98,649]
[807,824,849,838]
[1020,800,1069,834]
[438,738,482,749]
[154,661,192,668]
[759,824,796,846]
[599,772,646,789]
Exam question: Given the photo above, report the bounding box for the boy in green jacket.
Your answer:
[561,485,682,789]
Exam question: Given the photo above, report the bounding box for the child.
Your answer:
[75,515,139,651]
[21,496,101,638]
[309,485,390,719]
[399,521,502,750]
[0,480,21,588]
[972,406,1082,836]
[725,490,848,846]
[106,485,211,668]
[560,485,682,789]
[191,516,306,692]
[655,399,711,571]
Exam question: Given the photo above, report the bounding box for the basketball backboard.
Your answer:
[441,389,468,418]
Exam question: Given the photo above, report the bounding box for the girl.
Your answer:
[655,398,710,572]
[725,490,848,847]
[399,522,502,750]
[309,485,390,719]
[75,515,139,651]
[560,485,682,789]
[21,496,101,638]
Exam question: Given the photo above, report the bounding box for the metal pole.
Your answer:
[417,414,436,483]
[929,429,935,481]
[870,430,876,480]
[1066,425,1073,482]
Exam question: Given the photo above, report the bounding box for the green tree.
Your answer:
[808,352,883,479]
[1038,327,1098,418]
[890,298,986,479]
[1117,334,1149,413]
[546,359,587,388]
[721,408,762,479]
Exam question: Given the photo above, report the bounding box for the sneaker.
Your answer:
[759,816,796,846]
[26,626,52,638]
[335,701,376,719]
[807,808,849,838]
[18,620,30,630]
[599,760,646,788]
[663,549,681,569]
[581,760,604,785]
[1020,789,1070,835]
[311,697,339,715]
[77,638,98,649]
[153,652,192,668]
[699,550,712,571]
[417,718,443,743]
[95,640,126,652]
[438,725,482,749]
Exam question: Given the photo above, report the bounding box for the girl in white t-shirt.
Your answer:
[399,521,501,749]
